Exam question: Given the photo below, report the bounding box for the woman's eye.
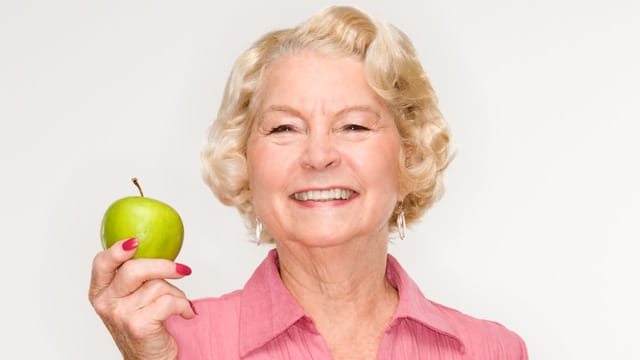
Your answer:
[268,124,295,134]
[343,124,370,132]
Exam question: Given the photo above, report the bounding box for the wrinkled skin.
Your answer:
[89,239,195,359]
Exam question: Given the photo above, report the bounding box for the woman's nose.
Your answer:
[300,133,341,170]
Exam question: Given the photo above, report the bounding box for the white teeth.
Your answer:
[293,189,354,201]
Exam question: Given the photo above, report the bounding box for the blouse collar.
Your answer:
[238,249,464,357]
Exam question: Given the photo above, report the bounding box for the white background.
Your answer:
[1,0,638,359]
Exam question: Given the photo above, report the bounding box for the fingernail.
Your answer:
[189,300,198,315]
[175,263,192,276]
[122,238,138,251]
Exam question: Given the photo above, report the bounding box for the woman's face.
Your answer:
[247,51,404,248]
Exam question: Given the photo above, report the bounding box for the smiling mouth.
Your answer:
[292,188,355,201]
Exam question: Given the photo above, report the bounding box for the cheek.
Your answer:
[246,148,274,219]
[356,140,401,188]
[246,147,259,189]
[246,140,270,194]
[247,141,295,193]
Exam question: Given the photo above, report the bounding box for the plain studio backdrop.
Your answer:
[1,0,638,359]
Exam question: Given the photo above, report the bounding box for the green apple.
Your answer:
[101,178,184,260]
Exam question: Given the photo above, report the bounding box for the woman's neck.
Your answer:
[275,233,399,354]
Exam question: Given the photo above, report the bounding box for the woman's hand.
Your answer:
[88,238,196,360]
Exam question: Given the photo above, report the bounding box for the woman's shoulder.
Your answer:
[430,301,528,359]
[166,290,244,359]
[192,289,244,315]
[167,289,243,330]
[387,255,527,358]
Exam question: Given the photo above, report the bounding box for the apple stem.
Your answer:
[131,177,144,197]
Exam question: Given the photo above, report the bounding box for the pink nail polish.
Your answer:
[175,263,192,276]
[189,300,198,315]
[122,238,138,251]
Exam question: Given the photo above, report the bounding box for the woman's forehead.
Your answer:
[257,52,385,117]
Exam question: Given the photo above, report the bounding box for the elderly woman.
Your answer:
[89,6,527,360]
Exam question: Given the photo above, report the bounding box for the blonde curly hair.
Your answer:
[202,6,451,243]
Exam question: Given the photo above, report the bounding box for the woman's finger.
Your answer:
[122,294,195,342]
[109,258,192,298]
[129,279,187,311]
[144,294,196,322]
[89,238,139,300]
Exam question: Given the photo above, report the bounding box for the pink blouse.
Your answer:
[166,249,527,359]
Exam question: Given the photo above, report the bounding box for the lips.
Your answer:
[292,188,355,201]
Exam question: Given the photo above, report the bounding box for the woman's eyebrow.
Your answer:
[259,104,380,120]
[260,105,303,119]
[335,105,381,120]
